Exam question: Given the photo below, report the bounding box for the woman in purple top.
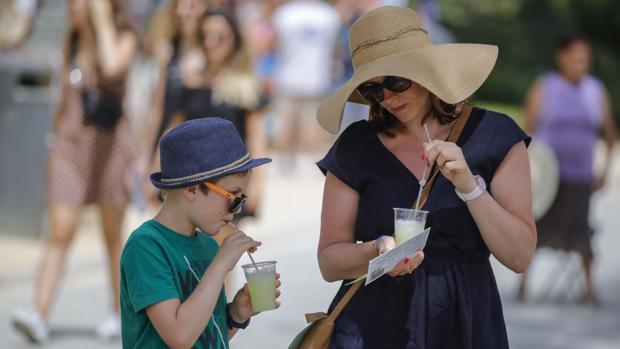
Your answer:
[518,35,617,305]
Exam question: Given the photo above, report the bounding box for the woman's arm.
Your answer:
[424,140,536,273]
[318,173,424,281]
[523,78,543,134]
[90,0,136,78]
[51,67,72,134]
[467,142,537,273]
[244,111,267,214]
[593,88,618,190]
[318,173,378,282]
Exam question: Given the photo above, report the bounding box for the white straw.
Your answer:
[228,222,259,272]
[247,252,260,272]
[415,124,434,210]
[423,124,433,144]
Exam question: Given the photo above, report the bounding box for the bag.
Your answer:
[288,105,474,349]
[81,88,123,129]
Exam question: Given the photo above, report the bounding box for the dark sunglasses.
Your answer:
[204,182,247,214]
[356,76,413,103]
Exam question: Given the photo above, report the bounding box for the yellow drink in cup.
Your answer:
[393,208,428,245]
[241,261,277,312]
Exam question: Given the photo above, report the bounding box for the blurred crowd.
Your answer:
[2,0,414,343]
[3,0,616,346]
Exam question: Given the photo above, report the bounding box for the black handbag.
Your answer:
[81,88,123,129]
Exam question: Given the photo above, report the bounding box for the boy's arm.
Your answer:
[146,231,260,349]
[146,262,228,349]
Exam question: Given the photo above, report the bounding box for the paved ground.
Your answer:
[1,152,619,348]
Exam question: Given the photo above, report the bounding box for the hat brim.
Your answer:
[150,157,272,190]
[317,43,498,134]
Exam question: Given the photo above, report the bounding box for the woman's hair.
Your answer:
[201,9,260,109]
[63,0,135,65]
[367,93,464,137]
[556,34,589,52]
[200,9,246,70]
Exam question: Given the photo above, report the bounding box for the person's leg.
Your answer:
[273,97,299,170]
[300,98,330,153]
[96,205,126,340]
[35,204,81,318]
[581,255,598,306]
[98,205,126,314]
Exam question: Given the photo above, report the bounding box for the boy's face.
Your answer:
[187,174,249,235]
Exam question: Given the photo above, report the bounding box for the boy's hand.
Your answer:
[230,273,282,323]
[214,230,261,272]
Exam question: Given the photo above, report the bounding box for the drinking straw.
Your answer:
[228,222,259,272]
[414,124,434,210]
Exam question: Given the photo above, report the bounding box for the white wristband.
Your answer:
[455,175,486,201]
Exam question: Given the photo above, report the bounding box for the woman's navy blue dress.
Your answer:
[317,107,530,349]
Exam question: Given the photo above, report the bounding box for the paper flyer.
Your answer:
[365,227,431,286]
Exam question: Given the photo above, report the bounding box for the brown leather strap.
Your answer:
[417,104,473,209]
[326,280,363,322]
[324,105,473,323]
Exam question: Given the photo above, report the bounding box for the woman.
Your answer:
[143,0,211,153]
[316,7,536,348]
[141,0,210,205]
[517,35,617,305]
[12,0,137,343]
[168,9,267,222]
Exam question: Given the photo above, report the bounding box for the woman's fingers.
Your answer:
[389,251,425,277]
[410,251,424,269]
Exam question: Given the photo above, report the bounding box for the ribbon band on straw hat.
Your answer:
[317,6,499,134]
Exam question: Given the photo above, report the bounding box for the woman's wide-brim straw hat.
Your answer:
[317,6,499,134]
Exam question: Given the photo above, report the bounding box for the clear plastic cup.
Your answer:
[393,208,428,245]
[241,261,277,312]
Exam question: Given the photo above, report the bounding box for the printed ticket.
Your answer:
[365,227,430,286]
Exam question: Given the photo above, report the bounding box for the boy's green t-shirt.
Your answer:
[120,220,229,349]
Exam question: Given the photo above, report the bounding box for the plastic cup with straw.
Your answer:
[230,222,278,312]
[393,124,432,245]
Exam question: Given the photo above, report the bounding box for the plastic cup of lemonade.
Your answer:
[393,208,428,245]
[241,261,277,312]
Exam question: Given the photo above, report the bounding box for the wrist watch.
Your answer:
[455,175,486,201]
[226,303,250,330]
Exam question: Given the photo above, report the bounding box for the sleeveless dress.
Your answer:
[534,72,604,259]
[317,107,530,348]
[48,67,135,207]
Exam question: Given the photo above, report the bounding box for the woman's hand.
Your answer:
[423,140,477,193]
[376,236,425,277]
[387,251,425,277]
[230,273,282,322]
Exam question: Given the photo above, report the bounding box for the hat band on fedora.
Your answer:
[161,153,252,185]
[351,25,428,57]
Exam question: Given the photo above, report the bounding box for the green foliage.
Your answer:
[436,0,620,122]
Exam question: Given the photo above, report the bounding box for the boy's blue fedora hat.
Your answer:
[150,117,271,190]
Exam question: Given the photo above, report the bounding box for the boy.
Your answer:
[120,118,279,348]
